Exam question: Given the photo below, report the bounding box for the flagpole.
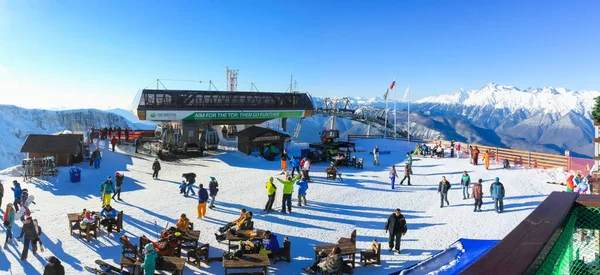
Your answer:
[384,99,388,137]
[408,85,411,142]
[394,81,397,140]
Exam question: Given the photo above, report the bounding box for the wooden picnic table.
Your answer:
[222,253,271,275]
[67,213,81,235]
[132,256,185,275]
[180,230,200,250]
[226,229,266,252]
[314,242,358,269]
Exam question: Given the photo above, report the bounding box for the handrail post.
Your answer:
[528,151,532,167]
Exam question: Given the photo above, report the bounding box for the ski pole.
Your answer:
[154,221,159,240]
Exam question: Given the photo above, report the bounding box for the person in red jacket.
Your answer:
[566,175,575,192]
[110,136,118,152]
[472,179,483,212]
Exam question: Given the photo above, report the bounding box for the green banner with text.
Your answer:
[184,111,303,121]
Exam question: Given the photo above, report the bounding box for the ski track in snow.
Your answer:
[0,138,567,274]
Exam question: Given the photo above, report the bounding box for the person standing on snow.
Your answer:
[277,174,301,214]
[301,157,311,181]
[438,176,451,208]
[450,140,455,158]
[405,153,413,175]
[91,148,102,169]
[11,180,22,212]
[110,135,118,152]
[197,184,209,219]
[280,151,290,175]
[566,174,576,193]
[3,203,16,249]
[44,256,65,275]
[461,171,471,200]
[456,143,461,158]
[472,146,480,165]
[99,176,115,207]
[17,216,38,260]
[296,176,309,206]
[290,156,301,178]
[373,146,380,166]
[472,179,483,212]
[399,164,412,186]
[117,127,122,142]
[264,177,277,212]
[141,243,158,275]
[108,127,113,139]
[0,180,4,209]
[490,177,505,213]
[124,127,130,141]
[182,173,197,197]
[483,150,491,169]
[389,165,399,189]
[385,208,407,253]
[208,177,219,209]
[112,172,124,201]
[152,159,161,179]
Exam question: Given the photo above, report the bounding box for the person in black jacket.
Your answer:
[385,208,407,253]
[112,172,124,200]
[18,216,38,260]
[152,159,161,179]
[43,256,65,275]
[438,176,451,208]
[182,173,197,197]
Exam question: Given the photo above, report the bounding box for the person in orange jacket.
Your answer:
[484,151,491,170]
[110,135,118,152]
[566,174,576,193]
[472,147,480,165]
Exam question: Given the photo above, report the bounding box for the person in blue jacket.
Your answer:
[296,176,309,206]
[290,157,301,178]
[490,177,506,213]
[11,180,22,212]
[100,204,119,233]
[197,184,209,219]
[260,231,280,254]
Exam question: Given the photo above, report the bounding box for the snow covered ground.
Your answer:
[0,138,567,274]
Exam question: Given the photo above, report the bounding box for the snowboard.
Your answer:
[369,151,391,155]
[85,260,131,275]
[547,181,565,186]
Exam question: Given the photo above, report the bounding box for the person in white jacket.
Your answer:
[301,158,311,182]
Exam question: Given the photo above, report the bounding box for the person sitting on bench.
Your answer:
[259,231,280,255]
[72,209,96,231]
[217,209,247,234]
[302,245,342,274]
[175,213,190,232]
[142,233,179,256]
[99,205,118,233]
[215,211,253,241]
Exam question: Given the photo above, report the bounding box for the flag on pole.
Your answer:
[389,80,396,90]
[383,88,389,100]
[404,86,410,100]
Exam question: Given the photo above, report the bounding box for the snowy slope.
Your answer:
[0,138,567,274]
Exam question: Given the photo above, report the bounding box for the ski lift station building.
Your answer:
[132,89,314,152]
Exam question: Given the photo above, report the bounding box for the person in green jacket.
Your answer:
[277,174,300,214]
[99,176,115,207]
[461,171,471,200]
[264,177,277,212]
[141,243,157,275]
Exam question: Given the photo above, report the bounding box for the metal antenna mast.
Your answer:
[226,67,239,92]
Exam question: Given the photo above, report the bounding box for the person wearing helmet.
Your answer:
[112,172,125,201]
[141,243,157,275]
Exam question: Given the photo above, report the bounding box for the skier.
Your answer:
[182,173,197,197]
[141,243,158,275]
[280,150,290,175]
[277,174,301,214]
[290,156,301,178]
[483,150,491,169]
[399,164,412,186]
[91,147,102,169]
[44,256,65,275]
[112,172,124,201]
[389,165,398,189]
[490,177,505,213]
[385,208,407,253]
[373,146,380,166]
[3,203,16,249]
[197,184,209,219]
[302,157,311,181]
[99,176,115,207]
[566,174,576,193]
[11,180,22,212]
[296,176,308,206]
[264,177,277,212]
[17,216,38,260]
[461,171,471,200]
[472,179,483,212]
[208,177,219,209]
[438,176,451,208]
[152,159,161,179]
[472,146,480,165]
[405,152,413,175]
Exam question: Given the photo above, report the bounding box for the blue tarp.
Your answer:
[391,238,499,275]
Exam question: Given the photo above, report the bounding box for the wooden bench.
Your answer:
[226,229,266,253]
[103,211,124,233]
[360,240,381,266]
[314,242,357,270]
[120,243,140,274]
[326,167,342,181]
[77,219,100,242]
[337,230,356,246]
[67,213,81,235]
[269,237,291,264]
[223,253,271,275]
[186,243,209,267]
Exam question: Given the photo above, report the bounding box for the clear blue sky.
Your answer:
[0,0,599,109]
